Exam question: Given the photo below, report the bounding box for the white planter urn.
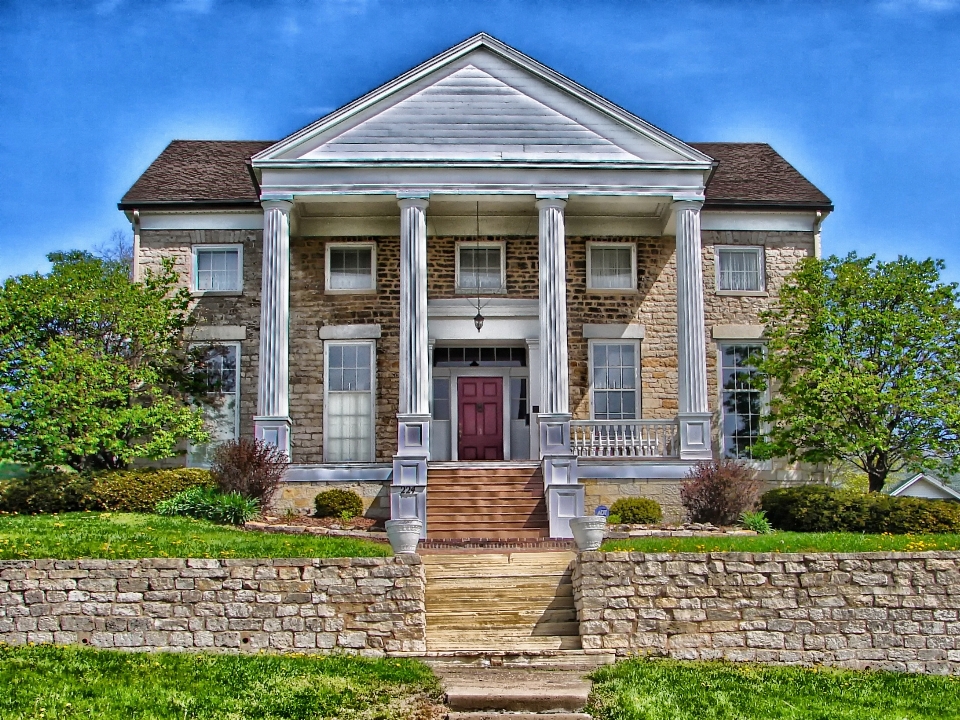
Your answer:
[569,516,607,552]
[385,518,422,554]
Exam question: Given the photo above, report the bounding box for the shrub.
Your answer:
[210,438,288,507]
[739,509,773,534]
[606,514,622,524]
[760,485,960,534]
[314,489,364,519]
[680,460,762,525]
[0,467,213,515]
[609,497,663,524]
[87,468,213,512]
[0,470,93,514]
[156,487,259,525]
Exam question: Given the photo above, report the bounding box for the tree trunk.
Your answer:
[868,471,886,493]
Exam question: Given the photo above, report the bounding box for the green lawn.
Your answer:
[0,645,440,720]
[601,531,960,554]
[0,512,390,560]
[588,658,960,720]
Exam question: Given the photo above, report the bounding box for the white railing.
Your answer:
[570,419,679,459]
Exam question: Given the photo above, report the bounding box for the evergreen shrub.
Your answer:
[314,489,364,519]
[609,497,663,524]
[760,485,960,533]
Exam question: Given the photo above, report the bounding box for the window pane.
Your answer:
[592,342,638,420]
[721,343,763,458]
[326,342,375,461]
[329,246,374,290]
[196,249,240,291]
[590,246,633,289]
[718,249,762,291]
[433,378,450,421]
[510,378,527,420]
[459,246,503,291]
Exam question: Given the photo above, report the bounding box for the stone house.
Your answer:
[120,34,831,538]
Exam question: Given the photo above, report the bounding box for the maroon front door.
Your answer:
[458,377,504,461]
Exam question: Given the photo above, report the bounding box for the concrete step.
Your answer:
[439,668,592,713]
[446,713,592,720]
[408,649,615,670]
[427,632,582,652]
[427,530,549,540]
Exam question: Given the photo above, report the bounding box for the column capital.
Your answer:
[536,196,567,210]
[261,197,294,212]
[397,195,429,210]
[671,197,704,212]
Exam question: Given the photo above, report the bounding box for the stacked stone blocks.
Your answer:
[574,551,960,675]
[0,556,426,656]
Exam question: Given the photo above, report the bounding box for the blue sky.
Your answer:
[2,0,960,280]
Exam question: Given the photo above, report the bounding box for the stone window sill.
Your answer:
[715,290,769,298]
[324,288,378,296]
[191,290,243,297]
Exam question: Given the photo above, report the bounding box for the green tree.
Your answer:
[0,251,208,471]
[754,253,960,492]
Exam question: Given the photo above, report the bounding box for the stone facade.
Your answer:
[275,481,391,519]
[574,550,960,675]
[581,477,685,523]
[0,557,425,655]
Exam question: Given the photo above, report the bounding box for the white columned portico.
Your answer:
[673,199,713,459]
[535,196,582,538]
[254,198,293,457]
[391,196,430,534]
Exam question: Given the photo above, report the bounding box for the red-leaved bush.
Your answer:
[680,459,762,525]
[210,438,288,508]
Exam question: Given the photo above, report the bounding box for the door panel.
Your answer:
[458,377,504,461]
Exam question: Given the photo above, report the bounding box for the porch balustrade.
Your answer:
[570,419,680,459]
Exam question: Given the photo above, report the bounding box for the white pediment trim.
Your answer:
[253,33,713,170]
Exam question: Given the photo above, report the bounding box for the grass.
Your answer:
[601,531,960,554]
[0,645,440,720]
[0,512,391,560]
[587,657,960,720]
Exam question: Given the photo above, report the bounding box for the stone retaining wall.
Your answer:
[574,551,960,674]
[0,557,425,656]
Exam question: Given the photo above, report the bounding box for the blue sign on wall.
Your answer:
[594,505,609,517]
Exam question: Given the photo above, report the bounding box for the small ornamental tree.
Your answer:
[753,253,960,492]
[0,251,208,471]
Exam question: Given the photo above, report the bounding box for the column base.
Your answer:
[537,413,581,538]
[254,417,291,459]
[677,412,713,460]
[547,484,584,540]
[392,413,430,537]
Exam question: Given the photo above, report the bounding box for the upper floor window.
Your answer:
[716,246,764,292]
[193,245,242,293]
[720,343,765,458]
[457,242,505,293]
[590,341,639,420]
[587,242,636,291]
[188,343,240,467]
[326,243,376,292]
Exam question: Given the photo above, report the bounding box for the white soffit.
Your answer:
[140,213,263,230]
[255,35,713,169]
[701,211,816,232]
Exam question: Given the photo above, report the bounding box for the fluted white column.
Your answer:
[536,196,581,539]
[537,198,570,416]
[398,197,430,416]
[391,196,430,535]
[673,199,712,459]
[254,198,293,456]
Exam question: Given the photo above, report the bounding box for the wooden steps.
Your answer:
[424,552,581,653]
[427,463,548,540]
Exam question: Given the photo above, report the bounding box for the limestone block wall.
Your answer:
[581,478,685,523]
[574,551,960,674]
[0,557,425,656]
[275,480,391,519]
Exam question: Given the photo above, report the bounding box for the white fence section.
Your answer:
[571,419,679,459]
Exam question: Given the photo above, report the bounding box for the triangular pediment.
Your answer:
[255,34,712,167]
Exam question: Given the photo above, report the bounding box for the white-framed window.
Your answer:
[719,343,765,458]
[589,340,640,420]
[324,340,376,462]
[456,241,506,294]
[716,246,764,293]
[587,242,637,291]
[192,245,243,293]
[188,343,240,467]
[325,242,376,293]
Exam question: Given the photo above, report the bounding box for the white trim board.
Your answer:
[140,213,263,230]
[701,211,817,232]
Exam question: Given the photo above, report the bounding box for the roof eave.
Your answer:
[117,199,263,211]
[702,199,834,212]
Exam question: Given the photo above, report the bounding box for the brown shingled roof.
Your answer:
[119,140,272,209]
[119,140,831,211]
[691,142,832,210]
